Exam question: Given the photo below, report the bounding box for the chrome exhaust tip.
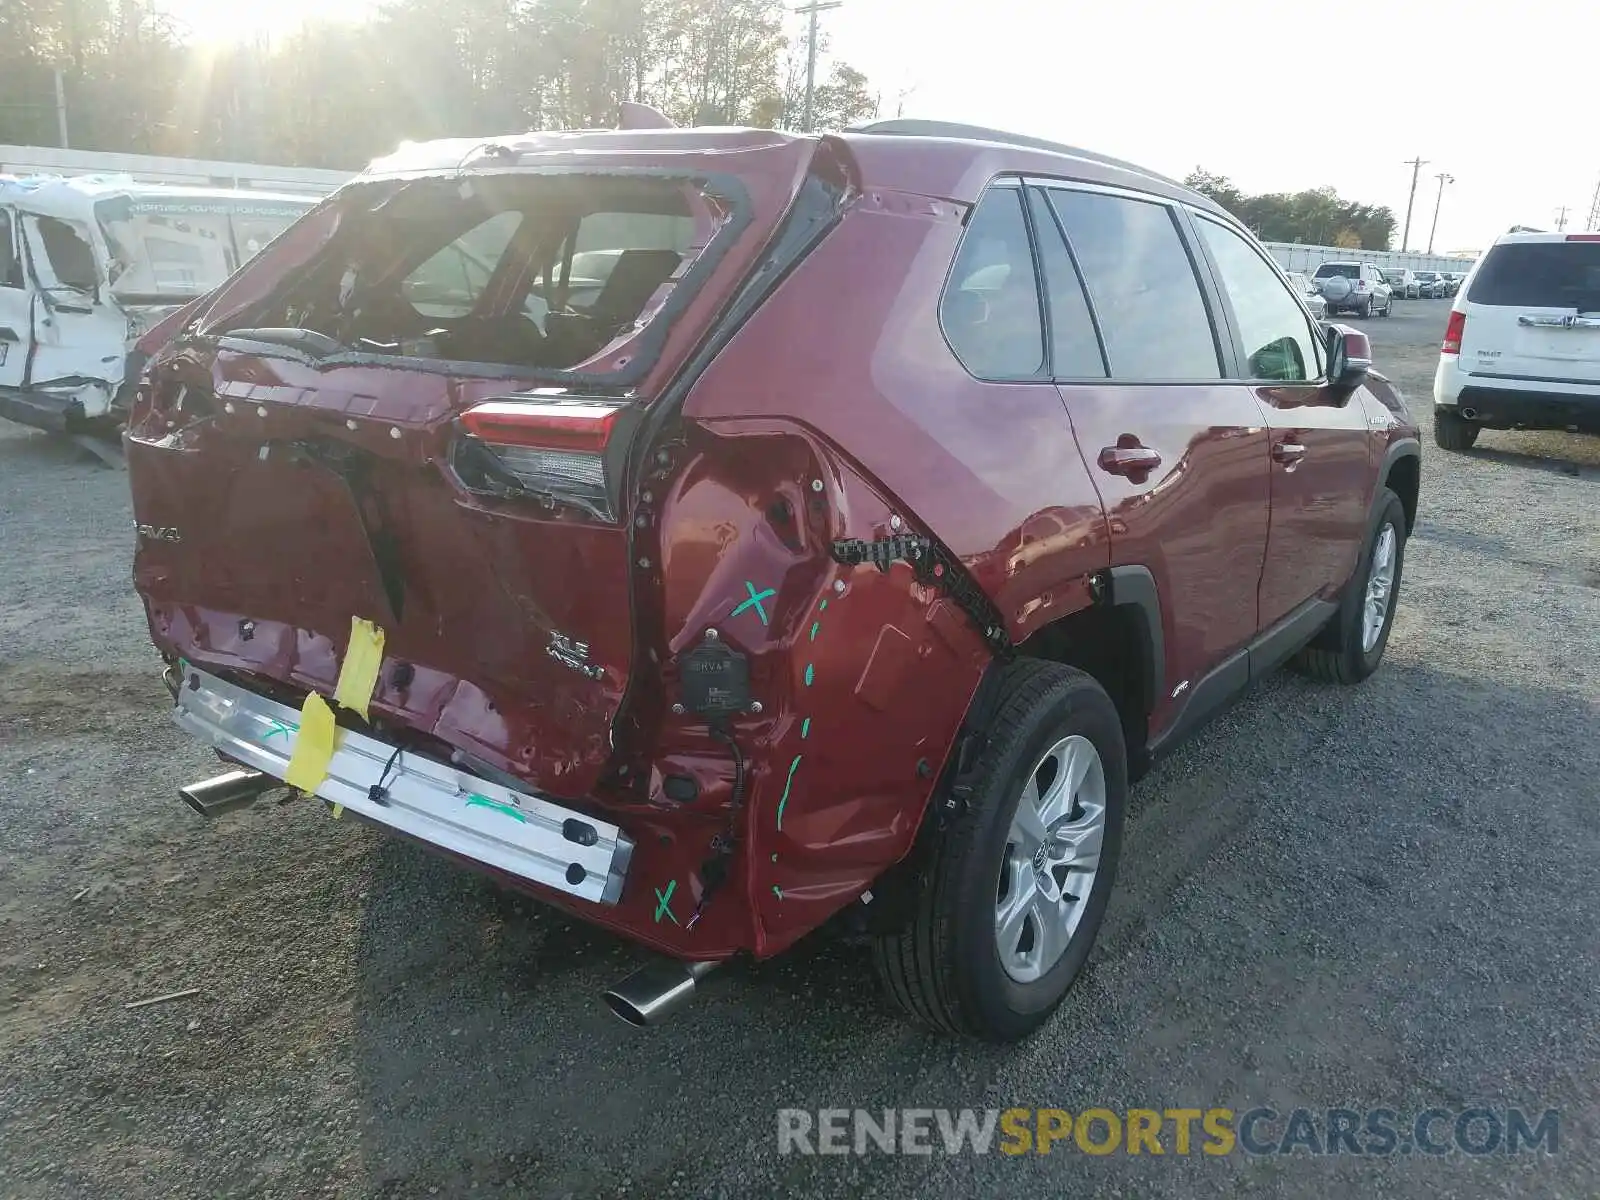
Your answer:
[1459,406,1477,420]
[179,769,274,817]
[602,959,720,1027]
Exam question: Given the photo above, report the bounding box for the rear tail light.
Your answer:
[1442,310,1466,355]
[454,398,628,521]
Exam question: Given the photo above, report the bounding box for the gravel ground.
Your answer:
[1,300,1597,1198]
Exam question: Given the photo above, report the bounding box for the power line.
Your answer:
[1554,205,1570,232]
[794,0,842,133]
[1400,155,1428,251]
[1587,174,1600,232]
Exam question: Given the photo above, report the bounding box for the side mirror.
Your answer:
[1325,324,1371,394]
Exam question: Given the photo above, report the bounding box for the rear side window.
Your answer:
[1467,241,1600,309]
[1025,190,1107,378]
[402,211,524,319]
[1194,217,1321,382]
[940,187,1046,380]
[1047,189,1220,380]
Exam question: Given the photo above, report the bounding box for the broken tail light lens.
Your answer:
[454,398,627,521]
[1441,310,1466,355]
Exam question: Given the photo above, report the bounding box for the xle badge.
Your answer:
[547,631,604,680]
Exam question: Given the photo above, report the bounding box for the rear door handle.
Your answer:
[1272,441,1307,464]
[1097,443,1162,477]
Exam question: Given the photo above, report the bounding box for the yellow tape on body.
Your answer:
[283,617,387,796]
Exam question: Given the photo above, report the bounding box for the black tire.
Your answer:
[872,659,1127,1042]
[1292,487,1406,685]
[1433,408,1480,452]
[1358,297,1372,319]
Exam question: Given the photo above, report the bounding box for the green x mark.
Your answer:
[262,718,298,742]
[731,581,776,625]
[654,879,680,925]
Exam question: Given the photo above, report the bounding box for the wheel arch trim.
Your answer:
[1105,565,1164,709]
[1379,436,1422,532]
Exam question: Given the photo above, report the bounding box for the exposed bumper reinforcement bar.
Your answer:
[172,666,635,905]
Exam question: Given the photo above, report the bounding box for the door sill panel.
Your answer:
[1147,596,1338,761]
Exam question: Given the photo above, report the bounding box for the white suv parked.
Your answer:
[1313,261,1393,319]
[1433,232,1600,450]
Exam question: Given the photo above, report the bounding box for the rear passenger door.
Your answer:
[1029,182,1273,727]
[1189,213,1373,628]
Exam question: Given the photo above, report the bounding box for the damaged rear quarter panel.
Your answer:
[650,419,992,957]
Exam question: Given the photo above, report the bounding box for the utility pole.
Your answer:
[1554,205,1570,232]
[895,82,918,119]
[53,67,70,149]
[1588,175,1600,232]
[1427,172,1454,254]
[795,0,842,133]
[1400,156,1428,251]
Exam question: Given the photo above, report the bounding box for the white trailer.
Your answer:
[1263,241,1477,276]
[0,145,350,198]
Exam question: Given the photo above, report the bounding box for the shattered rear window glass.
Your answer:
[237,174,730,375]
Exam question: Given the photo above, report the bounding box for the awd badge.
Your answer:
[135,522,182,543]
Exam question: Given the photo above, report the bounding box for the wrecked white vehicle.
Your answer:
[0,175,315,437]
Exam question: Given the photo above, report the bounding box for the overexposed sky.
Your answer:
[161,0,1597,253]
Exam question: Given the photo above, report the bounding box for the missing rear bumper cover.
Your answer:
[831,535,1013,656]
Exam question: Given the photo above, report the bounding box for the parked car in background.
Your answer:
[1286,270,1328,320]
[126,116,1421,1043]
[1382,268,1420,299]
[1414,271,1446,298]
[1314,261,1393,318]
[0,175,315,439]
[1444,272,1466,296]
[1434,230,1600,450]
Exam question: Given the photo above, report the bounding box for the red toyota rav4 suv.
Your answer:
[126,118,1420,1042]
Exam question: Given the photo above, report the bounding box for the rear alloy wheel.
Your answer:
[1292,487,1407,684]
[872,660,1126,1042]
[1434,407,1480,452]
[995,734,1107,985]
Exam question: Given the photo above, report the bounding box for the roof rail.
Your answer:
[846,119,1184,188]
